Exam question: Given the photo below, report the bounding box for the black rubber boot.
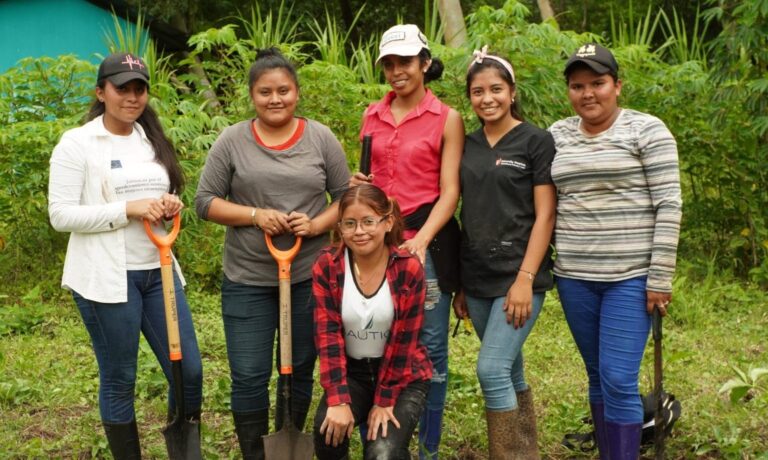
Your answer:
[103,419,141,460]
[233,410,269,460]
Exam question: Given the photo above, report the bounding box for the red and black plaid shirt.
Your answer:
[313,245,432,407]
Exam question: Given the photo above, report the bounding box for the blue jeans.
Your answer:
[221,276,316,420]
[74,268,203,424]
[556,275,651,424]
[421,253,451,409]
[465,292,545,411]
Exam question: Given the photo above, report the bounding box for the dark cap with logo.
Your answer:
[564,43,619,77]
[97,52,149,87]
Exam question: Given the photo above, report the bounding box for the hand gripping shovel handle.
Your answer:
[265,234,302,375]
[143,214,182,362]
[652,307,665,460]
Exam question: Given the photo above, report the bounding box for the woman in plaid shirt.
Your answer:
[312,184,432,459]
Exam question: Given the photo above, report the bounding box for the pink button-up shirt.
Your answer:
[360,90,450,238]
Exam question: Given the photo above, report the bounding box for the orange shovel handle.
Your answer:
[142,214,181,266]
[264,234,302,279]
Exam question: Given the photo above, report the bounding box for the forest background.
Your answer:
[1,0,766,458]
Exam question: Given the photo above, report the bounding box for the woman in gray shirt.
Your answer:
[195,48,350,459]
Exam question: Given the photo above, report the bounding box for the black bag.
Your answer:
[561,391,681,452]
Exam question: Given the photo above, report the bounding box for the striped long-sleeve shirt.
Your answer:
[549,109,682,292]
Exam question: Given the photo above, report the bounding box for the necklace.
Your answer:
[352,250,388,290]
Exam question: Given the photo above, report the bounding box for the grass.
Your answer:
[1,268,767,458]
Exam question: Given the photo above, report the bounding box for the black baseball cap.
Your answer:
[564,43,619,77]
[97,52,149,87]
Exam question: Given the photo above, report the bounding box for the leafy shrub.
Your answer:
[0,286,54,336]
[1,0,766,295]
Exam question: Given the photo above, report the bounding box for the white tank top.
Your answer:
[342,249,394,359]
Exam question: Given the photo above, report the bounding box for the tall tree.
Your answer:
[537,0,555,21]
[438,0,467,47]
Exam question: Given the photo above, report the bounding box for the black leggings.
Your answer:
[313,357,430,460]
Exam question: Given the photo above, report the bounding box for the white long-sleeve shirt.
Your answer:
[48,115,184,303]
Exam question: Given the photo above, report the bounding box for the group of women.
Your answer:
[49,21,681,460]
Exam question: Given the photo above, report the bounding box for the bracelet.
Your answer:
[518,269,535,281]
[250,208,261,229]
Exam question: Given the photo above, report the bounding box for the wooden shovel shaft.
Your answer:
[279,277,292,374]
[161,264,182,361]
[653,308,664,459]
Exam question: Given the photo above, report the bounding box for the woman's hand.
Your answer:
[287,211,315,237]
[161,193,184,219]
[504,276,533,329]
[399,235,429,265]
[647,290,671,316]
[452,290,468,319]
[349,172,373,188]
[319,404,354,447]
[366,405,400,441]
[253,208,291,236]
[126,198,165,223]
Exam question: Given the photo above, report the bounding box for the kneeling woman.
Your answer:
[312,184,432,459]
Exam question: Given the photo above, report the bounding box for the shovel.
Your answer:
[652,306,665,460]
[143,214,202,460]
[262,233,314,460]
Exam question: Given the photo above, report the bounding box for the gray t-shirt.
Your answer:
[195,118,350,285]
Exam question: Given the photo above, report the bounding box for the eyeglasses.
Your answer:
[338,216,389,234]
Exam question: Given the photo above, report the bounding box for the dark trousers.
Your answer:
[313,357,429,460]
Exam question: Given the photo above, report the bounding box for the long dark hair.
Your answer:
[248,47,299,92]
[86,81,184,194]
[337,184,404,246]
[466,57,524,122]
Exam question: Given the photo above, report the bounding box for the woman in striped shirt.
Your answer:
[549,43,682,460]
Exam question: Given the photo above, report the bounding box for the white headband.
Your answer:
[468,45,515,83]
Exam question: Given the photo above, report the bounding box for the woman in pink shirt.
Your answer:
[350,24,464,459]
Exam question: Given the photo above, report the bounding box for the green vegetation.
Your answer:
[1,0,766,457]
[1,268,766,457]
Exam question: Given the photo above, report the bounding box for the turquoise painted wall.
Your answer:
[0,0,142,71]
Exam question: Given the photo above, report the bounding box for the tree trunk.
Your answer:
[337,0,359,44]
[168,12,220,109]
[437,0,467,47]
[537,0,556,22]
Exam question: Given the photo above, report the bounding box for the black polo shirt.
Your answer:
[459,122,555,297]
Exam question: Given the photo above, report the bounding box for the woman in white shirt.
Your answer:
[48,53,202,459]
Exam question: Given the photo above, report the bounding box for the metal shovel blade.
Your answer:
[163,417,202,460]
[263,422,314,460]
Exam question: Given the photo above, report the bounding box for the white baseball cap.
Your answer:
[376,24,429,63]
